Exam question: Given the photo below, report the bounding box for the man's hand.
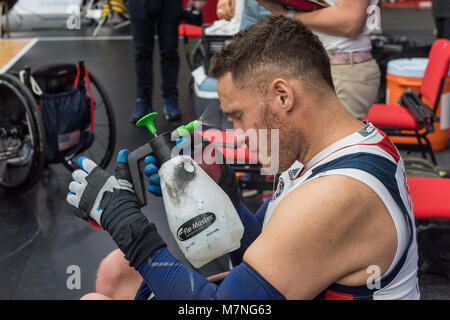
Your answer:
[67,150,166,269]
[144,131,241,205]
[217,0,235,21]
[67,150,134,228]
[144,154,162,197]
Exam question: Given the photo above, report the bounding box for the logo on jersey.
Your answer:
[273,177,285,200]
[288,168,301,180]
[359,122,376,137]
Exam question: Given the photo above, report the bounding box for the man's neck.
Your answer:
[298,101,365,165]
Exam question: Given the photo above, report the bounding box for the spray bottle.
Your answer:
[128,113,244,268]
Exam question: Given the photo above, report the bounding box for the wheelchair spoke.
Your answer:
[95,134,107,149]
[95,100,105,110]
[86,148,95,159]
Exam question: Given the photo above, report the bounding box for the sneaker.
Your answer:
[130,98,151,123]
[163,97,182,121]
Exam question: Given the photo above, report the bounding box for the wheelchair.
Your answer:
[0,61,116,191]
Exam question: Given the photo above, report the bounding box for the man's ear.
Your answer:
[270,78,295,113]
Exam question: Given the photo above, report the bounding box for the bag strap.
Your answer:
[399,89,438,132]
[19,69,43,96]
[74,63,82,88]
[74,61,95,133]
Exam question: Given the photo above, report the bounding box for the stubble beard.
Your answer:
[260,102,307,174]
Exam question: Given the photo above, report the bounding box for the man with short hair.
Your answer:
[69,16,419,300]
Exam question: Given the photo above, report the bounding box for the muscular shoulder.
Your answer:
[272,174,380,230]
[244,174,397,299]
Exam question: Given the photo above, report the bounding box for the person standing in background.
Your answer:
[217,0,381,120]
[128,0,182,123]
[432,0,450,39]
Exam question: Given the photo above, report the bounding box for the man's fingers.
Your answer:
[148,184,162,196]
[77,156,98,173]
[145,163,158,177]
[144,155,158,166]
[115,150,132,183]
[72,169,88,183]
[66,192,80,208]
[69,180,85,195]
[117,149,129,164]
[149,173,160,185]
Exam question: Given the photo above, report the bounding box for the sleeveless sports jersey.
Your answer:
[262,121,420,300]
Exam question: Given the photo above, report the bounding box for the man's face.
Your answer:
[217,73,261,150]
[217,73,303,173]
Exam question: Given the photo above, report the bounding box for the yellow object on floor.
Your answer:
[101,0,128,17]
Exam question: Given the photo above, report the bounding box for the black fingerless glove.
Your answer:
[100,190,166,269]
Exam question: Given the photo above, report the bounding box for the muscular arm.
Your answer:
[138,247,284,300]
[137,175,396,300]
[243,174,397,299]
[256,0,371,38]
[229,199,270,266]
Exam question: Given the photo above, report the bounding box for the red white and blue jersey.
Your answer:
[262,121,420,300]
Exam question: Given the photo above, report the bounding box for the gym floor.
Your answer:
[1,7,449,300]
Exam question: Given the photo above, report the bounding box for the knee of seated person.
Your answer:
[81,292,112,300]
[95,249,134,296]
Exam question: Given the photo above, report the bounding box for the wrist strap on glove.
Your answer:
[100,190,167,269]
[78,166,111,218]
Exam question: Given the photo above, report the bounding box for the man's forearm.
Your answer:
[133,199,272,300]
[292,1,369,38]
[137,247,285,300]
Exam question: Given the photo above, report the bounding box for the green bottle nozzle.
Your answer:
[136,112,159,136]
[177,120,200,137]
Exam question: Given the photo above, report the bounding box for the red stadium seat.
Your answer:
[363,39,450,165]
[366,104,422,130]
[178,23,202,38]
[408,177,450,220]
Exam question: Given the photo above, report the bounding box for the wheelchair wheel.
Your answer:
[62,70,116,171]
[0,73,45,191]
